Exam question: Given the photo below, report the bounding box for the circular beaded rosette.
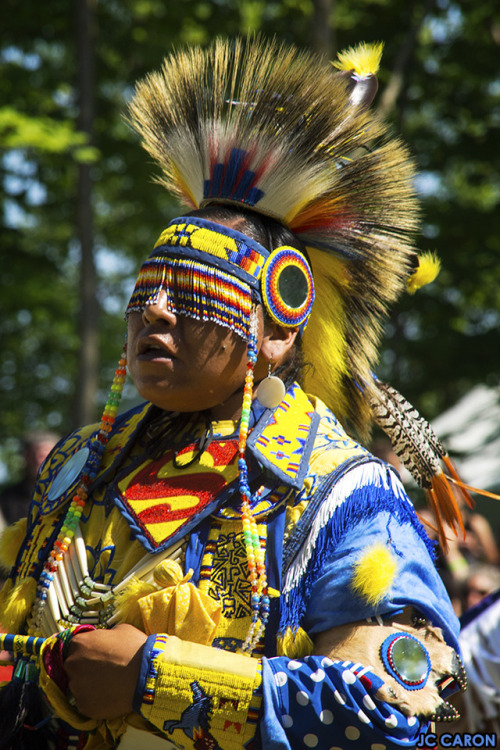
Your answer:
[261,247,314,329]
[380,632,431,690]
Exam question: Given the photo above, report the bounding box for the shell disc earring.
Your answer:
[257,362,286,409]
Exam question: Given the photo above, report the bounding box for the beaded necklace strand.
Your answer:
[28,347,128,635]
[238,309,270,653]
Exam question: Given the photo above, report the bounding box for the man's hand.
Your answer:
[63,623,148,719]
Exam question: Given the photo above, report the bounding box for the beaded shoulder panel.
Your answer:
[32,403,152,520]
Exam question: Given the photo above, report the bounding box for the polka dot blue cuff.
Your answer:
[260,654,425,749]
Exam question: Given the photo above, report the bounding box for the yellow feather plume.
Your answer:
[351,543,397,605]
[0,517,27,573]
[333,42,384,77]
[406,251,441,294]
[303,247,349,421]
[0,576,37,633]
[0,577,13,622]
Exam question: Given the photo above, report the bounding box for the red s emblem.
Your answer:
[118,440,239,549]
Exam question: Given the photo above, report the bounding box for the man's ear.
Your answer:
[259,321,298,365]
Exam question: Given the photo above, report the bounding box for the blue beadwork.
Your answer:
[380,632,431,690]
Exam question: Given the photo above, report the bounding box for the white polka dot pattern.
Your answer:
[345,725,361,740]
[342,669,356,684]
[296,690,310,706]
[274,671,288,687]
[363,694,376,711]
[334,690,346,705]
[304,733,319,747]
[266,656,420,749]
[311,668,326,682]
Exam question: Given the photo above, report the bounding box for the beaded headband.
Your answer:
[126,216,315,338]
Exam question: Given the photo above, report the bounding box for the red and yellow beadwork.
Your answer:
[261,247,315,330]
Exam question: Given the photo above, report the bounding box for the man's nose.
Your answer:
[142,289,177,325]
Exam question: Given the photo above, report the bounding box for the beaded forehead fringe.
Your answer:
[127,255,254,340]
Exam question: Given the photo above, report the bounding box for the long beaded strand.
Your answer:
[28,346,128,635]
[238,309,270,654]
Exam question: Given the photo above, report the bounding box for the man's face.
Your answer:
[127,290,266,418]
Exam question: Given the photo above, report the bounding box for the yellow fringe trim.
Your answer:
[332,42,384,77]
[0,517,27,573]
[277,626,314,659]
[406,251,441,294]
[351,543,397,605]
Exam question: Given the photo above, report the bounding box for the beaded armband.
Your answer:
[135,635,262,750]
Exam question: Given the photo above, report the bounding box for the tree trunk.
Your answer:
[310,0,335,58]
[377,0,436,122]
[73,0,98,428]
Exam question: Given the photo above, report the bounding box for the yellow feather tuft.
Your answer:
[0,517,27,573]
[113,577,157,629]
[351,543,397,605]
[277,626,314,659]
[406,251,441,294]
[302,247,349,421]
[0,577,13,622]
[0,576,37,633]
[333,42,384,78]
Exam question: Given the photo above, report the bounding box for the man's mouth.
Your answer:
[137,337,176,360]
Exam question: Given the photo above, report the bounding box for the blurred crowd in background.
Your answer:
[372,438,500,618]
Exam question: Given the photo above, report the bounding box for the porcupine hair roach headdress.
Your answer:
[127,36,479,547]
[128,37,418,429]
